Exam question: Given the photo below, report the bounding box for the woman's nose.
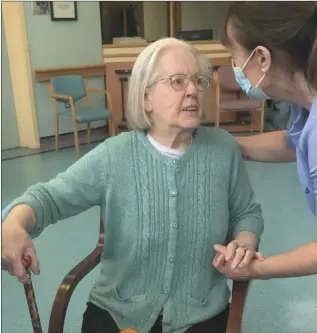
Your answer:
[185,80,198,96]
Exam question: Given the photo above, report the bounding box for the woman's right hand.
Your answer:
[1,219,40,284]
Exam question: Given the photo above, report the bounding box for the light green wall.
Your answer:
[181,2,232,39]
[1,20,20,150]
[24,2,106,138]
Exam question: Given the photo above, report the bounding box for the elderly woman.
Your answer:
[2,38,264,333]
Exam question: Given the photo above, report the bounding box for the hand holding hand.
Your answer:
[212,243,265,280]
[214,242,265,269]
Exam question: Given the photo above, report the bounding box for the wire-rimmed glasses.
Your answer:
[149,73,211,92]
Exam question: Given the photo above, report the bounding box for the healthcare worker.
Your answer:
[213,1,317,279]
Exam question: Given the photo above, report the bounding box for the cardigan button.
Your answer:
[171,191,177,197]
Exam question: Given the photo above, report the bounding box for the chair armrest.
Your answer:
[48,246,103,333]
[47,83,73,102]
[50,93,73,101]
[87,88,109,95]
[86,88,113,111]
[226,280,251,333]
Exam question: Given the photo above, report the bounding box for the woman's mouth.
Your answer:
[183,105,198,112]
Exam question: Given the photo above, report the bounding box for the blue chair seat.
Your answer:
[61,106,112,123]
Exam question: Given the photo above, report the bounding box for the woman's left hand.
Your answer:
[214,242,265,270]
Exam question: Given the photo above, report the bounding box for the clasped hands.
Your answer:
[212,240,265,280]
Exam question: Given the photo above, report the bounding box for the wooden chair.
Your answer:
[48,75,116,157]
[214,66,265,132]
[47,218,251,333]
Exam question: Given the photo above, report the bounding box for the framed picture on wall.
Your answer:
[33,2,50,15]
[50,1,78,21]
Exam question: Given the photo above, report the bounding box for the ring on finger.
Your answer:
[239,246,250,251]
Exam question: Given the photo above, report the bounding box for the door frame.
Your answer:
[167,1,181,38]
[2,2,40,148]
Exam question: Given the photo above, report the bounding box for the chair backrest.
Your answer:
[51,75,86,104]
[217,66,241,92]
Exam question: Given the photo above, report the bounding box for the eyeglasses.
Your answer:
[149,73,211,92]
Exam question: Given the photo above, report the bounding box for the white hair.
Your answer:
[126,37,211,130]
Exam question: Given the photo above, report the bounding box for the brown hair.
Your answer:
[222,1,317,91]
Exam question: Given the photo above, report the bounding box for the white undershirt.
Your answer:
[147,133,186,158]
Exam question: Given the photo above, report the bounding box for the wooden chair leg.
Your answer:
[215,109,220,128]
[250,111,254,133]
[73,121,80,157]
[55,114,59,151]
[260,108,265,133]
[87,123,91,144]
[108,118,116,137]
[226,281,250,333]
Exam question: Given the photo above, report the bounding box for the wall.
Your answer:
[181,1,232,39]
[143,2,168,42]
[1,20,20,150]
[24,2,106,138]
[141,1,231,42]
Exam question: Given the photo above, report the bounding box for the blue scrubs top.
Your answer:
[286,96,317,215]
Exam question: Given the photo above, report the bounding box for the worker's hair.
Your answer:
[221,1,317,91]
[126,37,210,130]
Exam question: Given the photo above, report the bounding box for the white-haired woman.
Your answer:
[2,38,264,333]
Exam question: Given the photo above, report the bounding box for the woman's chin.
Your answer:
[180,118,201,130]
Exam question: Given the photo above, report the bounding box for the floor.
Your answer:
[2,139,317,333]
[1,127,108,161]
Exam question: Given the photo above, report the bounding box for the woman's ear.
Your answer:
[256,46,271,74]
[144,92,152,112]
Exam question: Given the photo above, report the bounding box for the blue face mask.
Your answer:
[232,49,270,100]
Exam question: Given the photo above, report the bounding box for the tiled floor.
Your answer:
[2,139,317,333]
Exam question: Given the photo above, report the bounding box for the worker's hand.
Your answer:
[1,220,40,283]
[212,250,263,280]
[214,242,265,270]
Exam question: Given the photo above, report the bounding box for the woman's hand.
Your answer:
[214,242,265,270]
[1,219,40,284]
[212,250,263,280]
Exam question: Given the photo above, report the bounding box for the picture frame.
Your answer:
[50,1,78,21]
[32,2,50,16]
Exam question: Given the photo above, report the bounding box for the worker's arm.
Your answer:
[235,130,296,163]
[254,242,317,278]
[213,242,317,279]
